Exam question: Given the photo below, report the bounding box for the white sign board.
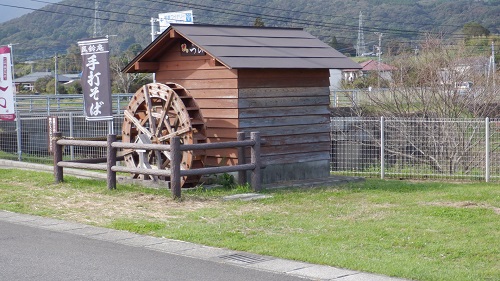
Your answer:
[158,10,193,33]
[0,46,15,121]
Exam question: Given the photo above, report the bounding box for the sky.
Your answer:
[1,0,61,23]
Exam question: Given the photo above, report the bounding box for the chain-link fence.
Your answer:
[15,94,133,115]
[0,94,131,164]
[5,95,500,183]
[329,89,391,108]
[0,112,124,164]
[331,117,500,181]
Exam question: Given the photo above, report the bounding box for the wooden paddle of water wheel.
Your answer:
[121,82,206,188]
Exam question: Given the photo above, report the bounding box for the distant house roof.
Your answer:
[124,24,361,73]
[451,56,489,72]
[14,72,72,83]
[359,60,396,72]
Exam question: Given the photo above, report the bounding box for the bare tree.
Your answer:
[359,36,499,118]
[110,50,152,93]
[335,36,500,176]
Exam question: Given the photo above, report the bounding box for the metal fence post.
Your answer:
[115,94,118,115]
[69,112,75,160]
[251,132,262,192]
[107,134,117,190]
[16,111,22,161]
[485,117,490,182]
[380,116,385,179]
[53,132,63,183]
[170,136,181,199]
[46,96,50,116]
[237,132,247,186]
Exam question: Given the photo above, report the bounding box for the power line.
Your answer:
[29,0,148,21]
[0,2,148,27]
[198,0,470,31]
[10,0,471,41]
[1,0,493,56]
[148,0,422,37]
[8,1,353,42]
[100,0,458,40]
[170,0,472,39]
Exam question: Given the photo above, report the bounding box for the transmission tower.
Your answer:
[93,0,102,37]
[356,11,366,57]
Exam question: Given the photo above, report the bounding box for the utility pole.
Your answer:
[54,53,58,95]
[93,0,102,37]
[151,17,160,42]
[489,41,496,89]
[151,17,159,82]
[375,32,383,88]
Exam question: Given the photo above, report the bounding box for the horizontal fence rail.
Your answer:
[0,93,133,164]
[15,94,133,115]
[0,113,124,163]
[53,132,263,198]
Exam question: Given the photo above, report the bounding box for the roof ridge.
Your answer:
[170,23,303,31]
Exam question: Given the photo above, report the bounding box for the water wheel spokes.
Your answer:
[121,82,206,187]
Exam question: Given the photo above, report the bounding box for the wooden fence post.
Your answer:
[250,132,261,192]
[53,132,63,183]
[237,132,247,186]
[170,136,181,199]
[107,134,117,190]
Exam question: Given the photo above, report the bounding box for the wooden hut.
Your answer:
[123,24,360,183]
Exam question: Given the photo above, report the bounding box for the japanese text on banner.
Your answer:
[0,46,16,121]
[78,38,112,121]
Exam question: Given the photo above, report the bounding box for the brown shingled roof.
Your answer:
[359,60,396,71]
[123,24,360,73]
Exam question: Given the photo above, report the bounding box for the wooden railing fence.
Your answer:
[52,131,263,199]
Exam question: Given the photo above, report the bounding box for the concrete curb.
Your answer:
[0,211,409,281]
[0,160,406,280]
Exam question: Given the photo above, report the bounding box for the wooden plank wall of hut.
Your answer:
[154,46,239,166]
[237,69,331,167]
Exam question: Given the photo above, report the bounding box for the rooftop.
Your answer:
[124,24,361,73]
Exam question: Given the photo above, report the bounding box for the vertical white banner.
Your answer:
[0,46,15,121]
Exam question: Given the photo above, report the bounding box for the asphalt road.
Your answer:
[0,220,305,281]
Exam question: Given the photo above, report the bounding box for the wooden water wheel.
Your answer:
[121,82,206,188]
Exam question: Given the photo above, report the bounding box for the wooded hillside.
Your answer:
[0,0,498,61]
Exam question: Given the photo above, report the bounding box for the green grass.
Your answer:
[0,168,499,281]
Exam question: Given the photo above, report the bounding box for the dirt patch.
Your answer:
[28,186,222,225]
[424,201,500,215]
